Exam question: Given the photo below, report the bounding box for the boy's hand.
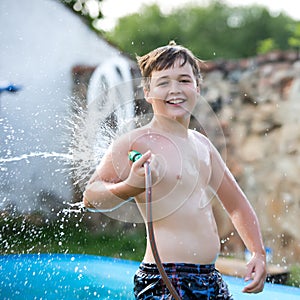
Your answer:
[125,150,152,189]
[126,150,163,189]
[243,253,267,293]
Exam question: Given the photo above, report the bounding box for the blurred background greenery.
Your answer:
[63,0,300,59]
[0,212,145,261]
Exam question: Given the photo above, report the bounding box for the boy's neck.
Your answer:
[150,115,190,138]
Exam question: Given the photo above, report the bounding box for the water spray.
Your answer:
[128,150,181,300]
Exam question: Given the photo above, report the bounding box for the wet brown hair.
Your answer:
[137,41,202,91]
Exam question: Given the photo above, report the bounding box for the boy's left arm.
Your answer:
[216,170,267,293]
[209,143,267,293]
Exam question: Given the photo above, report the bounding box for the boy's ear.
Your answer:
[143,88,152,103]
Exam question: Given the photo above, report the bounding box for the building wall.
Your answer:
[0,0,132,215]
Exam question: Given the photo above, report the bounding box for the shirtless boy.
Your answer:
[83,42,267,299]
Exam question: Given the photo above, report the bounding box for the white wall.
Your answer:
[0,0,127,214]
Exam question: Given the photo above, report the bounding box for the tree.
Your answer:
[105,4,176,59]
[62,0,298,60]
[257,38,278,54]
[288,22,300,57]
[106,1,297,60]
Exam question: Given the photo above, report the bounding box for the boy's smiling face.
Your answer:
[144,58,200,124]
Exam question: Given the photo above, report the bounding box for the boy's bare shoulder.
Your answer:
[112,126,150,149]
[96,127,147,182]
[188,129,212,148]
[108,126,150,162]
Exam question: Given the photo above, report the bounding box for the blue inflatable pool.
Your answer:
[0,254,299,299]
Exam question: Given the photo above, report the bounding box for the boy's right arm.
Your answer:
[83,150,151,210]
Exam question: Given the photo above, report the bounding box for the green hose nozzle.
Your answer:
[128,150,142,162]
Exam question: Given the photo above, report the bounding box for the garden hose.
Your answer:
[129,150,181,300]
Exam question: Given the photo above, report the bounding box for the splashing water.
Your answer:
[62,197,135,215]
[0,151,73,164]
[64,93,142,191]
[60,92,148,220]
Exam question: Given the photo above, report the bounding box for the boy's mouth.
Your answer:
[166,98,185,105]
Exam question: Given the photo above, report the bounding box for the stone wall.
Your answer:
[201,50,300,264]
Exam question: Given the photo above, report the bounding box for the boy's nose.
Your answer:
[169,80,181,93]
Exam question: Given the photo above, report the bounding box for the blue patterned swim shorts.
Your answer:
[134,262,233,299]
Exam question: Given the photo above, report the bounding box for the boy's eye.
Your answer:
[157,81,169,86]
[179,79,192,83]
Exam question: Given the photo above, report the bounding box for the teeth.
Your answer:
[168,99,184,104]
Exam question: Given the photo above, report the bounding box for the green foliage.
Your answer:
[105,4,176,60]
[288,23,300,48]
[0,213,146,261]
[257,38,278,54]
[286,264,300,288]
[63,0,298,59]
[105,1,297,60]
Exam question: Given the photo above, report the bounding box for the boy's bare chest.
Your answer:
[132,132,210,185]
[132,131,212,218]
